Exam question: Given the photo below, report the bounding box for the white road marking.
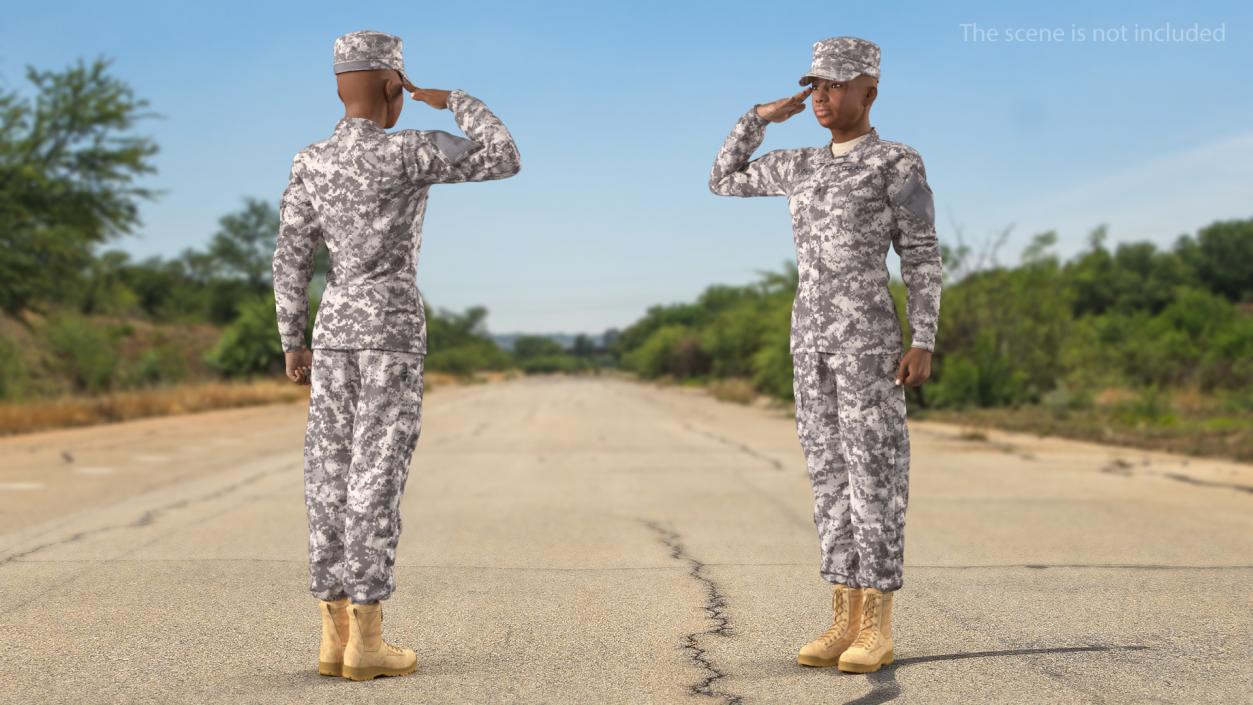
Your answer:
[0,482,45,491]
[73,466,115,476]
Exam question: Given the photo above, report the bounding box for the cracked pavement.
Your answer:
[0,375,1250,704]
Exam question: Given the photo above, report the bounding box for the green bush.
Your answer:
[512,335,565,360]
[1200,316,1253,391]
[1041,382,1094,419]
[41,313,121,393]
[520,354,590,374]
[426,343,513,376]
[623,324,709,379]
[205,292,285,377]
[750,314,794,400]
[0,333,28,400]
[928,329,1028,408]
[700,299,771,378]
[128,343,189,387]
[1111,385,1177,426]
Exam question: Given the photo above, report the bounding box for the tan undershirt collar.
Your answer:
[830,130,871,157]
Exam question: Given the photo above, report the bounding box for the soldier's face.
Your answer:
[810,76,875,129]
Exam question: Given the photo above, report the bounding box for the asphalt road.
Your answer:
[1,374,1250,705]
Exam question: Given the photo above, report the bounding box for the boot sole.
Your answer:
[838,648,894,673]
[318,661,343,677]
[342,662,418,681]
[797,653,845,667]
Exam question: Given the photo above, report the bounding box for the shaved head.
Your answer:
[337,68,405,103]
[336,68,408,128]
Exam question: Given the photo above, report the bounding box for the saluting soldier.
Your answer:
[709,36,942,674]
[272,29,521,681]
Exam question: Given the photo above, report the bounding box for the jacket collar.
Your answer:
[825,126,878,162]
[333,116,387,135]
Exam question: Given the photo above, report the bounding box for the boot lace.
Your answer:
[851,593,880,650]
[817,588,852,645]
[354,606,409,656]
[377,610,408,656]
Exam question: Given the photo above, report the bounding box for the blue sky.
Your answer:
[2,0,1249,336]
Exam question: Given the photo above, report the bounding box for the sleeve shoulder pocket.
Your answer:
[895,170,934,223]
[426,129,480,165]
[888,150,935,225]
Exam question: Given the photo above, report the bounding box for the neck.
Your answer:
[829,120,872,143]
[342,103,389,127]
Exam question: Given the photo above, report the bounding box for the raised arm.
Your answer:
[708,105,797,197]
[404,89,521,185]
[271,155,322,353]
[887,148,942,351]
[709,89,811,197]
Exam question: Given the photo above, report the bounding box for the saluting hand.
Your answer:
[408,85,453,110]
[755,87,814,122]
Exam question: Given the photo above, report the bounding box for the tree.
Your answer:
[513,335,565,360]
[79,248,140,316]
[571,333,597,358]
[207,197,280,290]
[1176,218,1253,303]
[0,55,161,318]
[427,304,490,349]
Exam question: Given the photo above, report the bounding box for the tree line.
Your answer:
[4,56,1250,421]
[610,220,1253,415]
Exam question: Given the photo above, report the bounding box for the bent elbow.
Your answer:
[491,144,521,180]
[708,173,728,196]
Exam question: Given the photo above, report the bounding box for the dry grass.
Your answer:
[0,379,308,436]
[1093,387,1137,407]
[708,378,759,405]
[957,428,990,442]
[1169,387,1214,415]
[0,370,504,436]
[916,404,1253,463]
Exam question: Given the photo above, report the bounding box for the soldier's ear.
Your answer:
[384,75,403,100]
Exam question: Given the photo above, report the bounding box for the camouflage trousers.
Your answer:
[303,348,424,603]
[792,351,910,592]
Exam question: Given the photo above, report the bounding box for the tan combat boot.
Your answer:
[797,583,864,667]
[838,586,895,673]
[342,601,418,681]
[317,597,350,676]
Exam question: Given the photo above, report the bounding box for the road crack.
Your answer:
[680,421,784,471]
[0,467,279,567]
[642,519,743,705]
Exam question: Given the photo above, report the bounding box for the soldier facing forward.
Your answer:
[709,35,942,674]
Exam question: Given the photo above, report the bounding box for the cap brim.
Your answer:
[397,68,417,91]
[332,62,415,89]
[799,71,861,86]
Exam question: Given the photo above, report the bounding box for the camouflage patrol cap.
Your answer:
[799,36,881,86]
[332,30,413,87]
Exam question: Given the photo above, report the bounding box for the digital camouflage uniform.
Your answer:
[273,30,521,603]
[709,37,941,592]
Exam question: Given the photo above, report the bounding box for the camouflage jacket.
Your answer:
[709,106,942,355]
[272,89,520,354]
